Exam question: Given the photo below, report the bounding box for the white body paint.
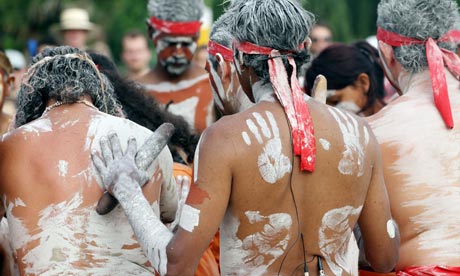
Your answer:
[318,205,362,276]
[387,219,396,239]
[179,204,200,233]
[319,138,331,151]
[4,111,175,275]
[329,108,368,177]
[369,70,460,261]
[221,210,292,275]
[19,118,53,138]
[57,160,68,177]
[243,111,292,184]
[142,74,208,93]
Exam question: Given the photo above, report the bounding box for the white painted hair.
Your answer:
[227,0,314,83]
[377,0,460,73]
[147,0,204,22]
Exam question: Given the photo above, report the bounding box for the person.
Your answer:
[305,41,386,116]
[121,30,152,80]
[0,51,14,134]
[205,13,253,116]
[59,8,93,50]
[0,46,178,275]
[93,0,400,275]
[367,0,460,274]
[138,0,215,134]
[309,22,334,57]
[3,49,27,117]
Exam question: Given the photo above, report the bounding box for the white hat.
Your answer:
[60,8,93,31]
[5,49,26,70]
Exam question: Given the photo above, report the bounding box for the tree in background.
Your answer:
[1,0,459,66]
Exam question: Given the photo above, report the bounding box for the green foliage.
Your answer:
[2,0,460,65]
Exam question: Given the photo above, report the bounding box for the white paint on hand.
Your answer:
[220,211,292,275]
[242,131,251,146]
[179,204,200,233]
[57,160,68,177]
[329,108,367,177]
[387,219,396,239]
[319,205,362,276]
[319,138,331,151]
[244,111,292,184]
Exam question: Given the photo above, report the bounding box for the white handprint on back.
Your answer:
[241,111,292,184]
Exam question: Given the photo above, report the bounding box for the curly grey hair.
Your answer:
[147,0,203,22]
[227,0,314,84]
[377,0,460,73]
[15,46,123,128]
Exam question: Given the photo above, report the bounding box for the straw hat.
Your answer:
[60,8,93,31]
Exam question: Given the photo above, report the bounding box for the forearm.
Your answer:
[114,174,173,275]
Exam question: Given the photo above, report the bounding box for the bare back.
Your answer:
[173,98,396,275]
[368,70,460,270]
[0,103,173,275]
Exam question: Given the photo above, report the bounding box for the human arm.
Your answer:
[96,124,178,219]
[92,122,232,275]
[357,127,400,272]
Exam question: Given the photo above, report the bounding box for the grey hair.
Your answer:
[147,0,204,22]
[227,0,314,83]
[377,0,460,73]
[15,46,123,128]
[208,12,234,70]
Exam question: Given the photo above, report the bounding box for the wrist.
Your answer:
[112,173,143,203]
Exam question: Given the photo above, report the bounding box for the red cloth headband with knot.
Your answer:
[234,39,316,172]
[377,27,460,129]
[150,16,201,36]
[207,41,234,62]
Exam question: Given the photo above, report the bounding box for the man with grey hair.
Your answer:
[0,46,177,275]
[137,0,215,135]
[92,0,399,275]
[368,0,460,274]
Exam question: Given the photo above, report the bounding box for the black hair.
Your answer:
[305,41,385,113]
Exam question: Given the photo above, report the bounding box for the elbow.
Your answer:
[366,242,400,273]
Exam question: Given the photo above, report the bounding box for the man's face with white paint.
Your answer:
[205,55,246,115]
[154,34,198,76]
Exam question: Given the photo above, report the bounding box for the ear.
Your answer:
[356,73,370,94]
[215,53,230,80]
[378,41,395,69]
[304,37,312,52]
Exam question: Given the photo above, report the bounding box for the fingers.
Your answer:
[312,74,328,104]
[109,132,123,160]
[126,137,138,158]
[91,150,106,174]
[96,192,119,215]
[100,136,113,166]
[135,123,175,170]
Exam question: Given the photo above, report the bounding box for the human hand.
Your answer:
[93,123,175,214]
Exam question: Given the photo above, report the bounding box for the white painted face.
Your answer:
[328,108,369,176]
[241,111,292,184]
[318,205,362,275]
[220,211,292,275]
[156,36,197,76]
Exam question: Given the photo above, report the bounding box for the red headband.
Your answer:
[207,41,234,62]
[234,40,316,172]
[377,27,460,129]
[150,16,201,36]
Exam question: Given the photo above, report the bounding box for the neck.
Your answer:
[397,68,415,95]
[252,81,277,103]
[43,97,96,115]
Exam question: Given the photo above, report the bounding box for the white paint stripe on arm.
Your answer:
[179,204,200,233]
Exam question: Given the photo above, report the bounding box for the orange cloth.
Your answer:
[360,270,395,276]
[397,265,460,276]
[173,163,220,275]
